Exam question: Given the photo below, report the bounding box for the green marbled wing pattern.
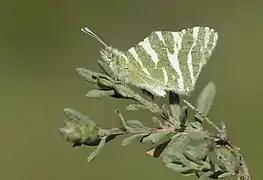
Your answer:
[118,26,218,97]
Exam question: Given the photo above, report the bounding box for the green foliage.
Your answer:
[58,60,251,180]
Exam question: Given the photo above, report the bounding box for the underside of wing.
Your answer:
[121,26,218,97]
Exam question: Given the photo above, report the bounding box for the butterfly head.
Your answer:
[81,27,128,72]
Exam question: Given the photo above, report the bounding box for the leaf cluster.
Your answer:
[58,65,251,180]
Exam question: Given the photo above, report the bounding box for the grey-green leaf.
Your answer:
[196,81,216,120]
[76,68,98,84]
[121,133,147,146]
[97,60,116,79]
[169,104,181,121]
[126,120,144,128]
[86,89,115,98]
[63,108,94,125]
[161,105,171,120]
[141,131,171,144]
[152,116,165,128]
[141,89,155,101]
[126,104,149,111]
[115,110,130,130]
[87,136,107,163]
[97,77,114,89]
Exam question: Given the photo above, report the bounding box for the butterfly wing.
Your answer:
[121,26,218,97]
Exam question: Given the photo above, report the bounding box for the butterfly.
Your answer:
[81,26,218,97]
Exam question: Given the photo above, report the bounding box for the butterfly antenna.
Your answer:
[81,27,108,48]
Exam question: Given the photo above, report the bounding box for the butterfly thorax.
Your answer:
[100,46,132,83]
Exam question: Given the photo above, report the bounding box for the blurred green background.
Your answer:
[1,0,261,179]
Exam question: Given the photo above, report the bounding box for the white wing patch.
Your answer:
[128,47,150,75]
[162,67,168,84]
[143,85,166,97]
[168,32,185,91]
[155,31,166,45]
[204,27,211,49]
[187,26,199,85]
[139,37,159,65]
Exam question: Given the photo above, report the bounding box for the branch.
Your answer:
[58,67,251,180]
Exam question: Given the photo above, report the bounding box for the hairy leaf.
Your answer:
[140,131,172,144]
[63,108,94,125]
[196,81,216,121]
[126,104,149,111]
[87,136,107,162]
[121,133,148,146]
[76,68,98,84]
[126,120,144,128]
[86,89,115,98]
